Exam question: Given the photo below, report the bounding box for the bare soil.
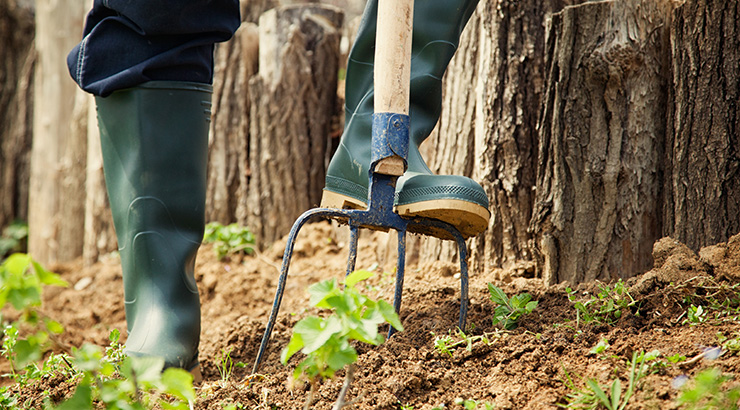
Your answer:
[8,222,740,409]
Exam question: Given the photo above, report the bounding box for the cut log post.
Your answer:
[247,5,343,248]
[530,0,673,285]
[666,0,740,251]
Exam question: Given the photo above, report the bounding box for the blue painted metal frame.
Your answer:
[251,113,471,374]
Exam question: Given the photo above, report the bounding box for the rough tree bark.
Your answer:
[530,0,673,285]
[28,0,88,264]
[666,0,740,251]
[247,5,343,247]
[411,0,570,276]
[207,23,260,225]
[205,0,278,225]
[0,0,34,233]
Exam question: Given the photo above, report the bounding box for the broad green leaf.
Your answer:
[511,293,531,309]
[347,318,381,345]
[3,253,31,276]
[325,344,357,374]
[129,356,165,385]
[32,261,69,287]
[487,284,508,306]
[308,279,337,308]
[525,301,539,313]
[303,316,343,353]
[378,299,403,332]
[281,332,305,364]
[14,338,42,367]
[161,367,196,402]
[45,318,65,334]
[344,270,373,288]
[7,286,41,310]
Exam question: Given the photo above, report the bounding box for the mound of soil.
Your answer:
[7,222,740,409]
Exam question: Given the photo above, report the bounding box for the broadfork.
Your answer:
[252,0,471,374]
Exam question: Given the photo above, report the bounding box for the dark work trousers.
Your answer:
[67,0,241,96]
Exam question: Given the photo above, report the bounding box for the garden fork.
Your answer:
[252,0,471,374]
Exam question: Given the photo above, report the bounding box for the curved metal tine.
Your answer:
[388,228,406,338]
[251,210,321,374]
[454,232,469,331]
[406,218,470,331]
[346,225,360,276]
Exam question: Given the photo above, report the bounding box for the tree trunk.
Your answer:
[666,0,740,251]
[207,23,259,225]
[0,0,34,233]
[530,0,673,285]
[28,0,88,265]
[411,0,569,276]
[246,5,343,248]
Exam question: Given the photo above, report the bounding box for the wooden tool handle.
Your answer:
[374,0,413,115]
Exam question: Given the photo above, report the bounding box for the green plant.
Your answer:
[718,332,740,355]
[216,347,246,386]
[487,284,538,330]
[566,280,637,327]
[560,351,652,410]
[677,367,740,410]
[589,338,610,356]
[0,253,68,379]
[398,402,414,410]
[50,343,196,410]
[281,270,402,409]
[203,222,255,259]
[454,397,495,409]
[433,328,501,357]
[0,221,28,261]
[685,304,707,325]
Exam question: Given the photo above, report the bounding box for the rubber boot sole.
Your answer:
[320,190,489,239]
[190,362,203,384]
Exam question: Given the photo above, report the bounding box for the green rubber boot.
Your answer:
[322,0,490,238]
[96,81,210,379]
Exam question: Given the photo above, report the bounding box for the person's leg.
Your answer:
[96,82,211,376]
[322,0,490,239]
[68,1,239,378]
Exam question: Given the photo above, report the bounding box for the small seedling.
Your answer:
[677,367,740,410]
[560,351,653,410]
[717,332,740,355]
[203,222,256,259]
[282,270,402,409]
[487,284,538,330]
[566,280,637,327]
[685,304,707,325]
[0,253,68,377]
[589,338,610,356]
[432,328,501,357]
[453,397,495,409]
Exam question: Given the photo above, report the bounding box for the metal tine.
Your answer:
[388,228,406,337]
[346,225,360,276]
[453,229,469,330]
[252,207,347,374]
